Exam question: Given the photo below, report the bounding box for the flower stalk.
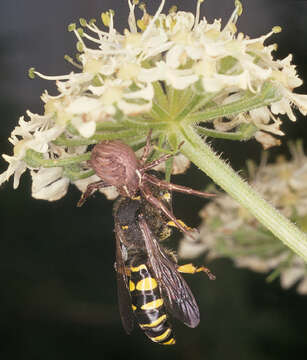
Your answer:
[176,125,307,262]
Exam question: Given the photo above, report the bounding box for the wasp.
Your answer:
[113,192,215,345]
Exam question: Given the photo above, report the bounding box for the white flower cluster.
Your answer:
[179,141,307,294]
[1,0,307,201]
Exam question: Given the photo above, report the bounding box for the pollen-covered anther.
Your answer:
[101,10,114,27]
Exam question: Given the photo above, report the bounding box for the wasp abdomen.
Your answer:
[129,263,176,345]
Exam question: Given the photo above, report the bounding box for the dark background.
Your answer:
[0,1,307,359]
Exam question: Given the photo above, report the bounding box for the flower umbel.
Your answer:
[1,0,306,197]
[1,1,307,262]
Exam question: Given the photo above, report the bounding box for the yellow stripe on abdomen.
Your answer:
[150,328,172,343]
[130,264,147,272]
[129,280,135,291]
[162,338,176,345]
[141,298,164,310]
[140,314,167,329]
[136,277,157,291]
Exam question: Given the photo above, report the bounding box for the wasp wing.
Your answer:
[115,223,134,334]
[138,215,200,328]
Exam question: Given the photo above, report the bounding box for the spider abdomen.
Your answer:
[90,140,140,197]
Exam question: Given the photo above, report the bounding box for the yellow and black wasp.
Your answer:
[113,192,215,345]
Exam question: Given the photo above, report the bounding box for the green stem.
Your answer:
[175,94,203,122]
[176,125,307,262]
[53,135,98,146]
[24,149,91,168]
[95,122,125,131]
[53,129,139,146]
[175,91,218,123]
[195,123,258,141]
[124,118,167,129]
[184,81,281,125]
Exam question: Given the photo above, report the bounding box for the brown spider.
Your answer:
[77,131,215,235]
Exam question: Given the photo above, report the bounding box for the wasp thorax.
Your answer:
[90,140,140,197]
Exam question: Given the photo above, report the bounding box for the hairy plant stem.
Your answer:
[184,81,280,125]
[175,125,307,262]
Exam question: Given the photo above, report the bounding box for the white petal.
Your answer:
[271,97,296,121]
[74,174,119,200]
[280,267,304,289]
[153,153,190,175]
[32,167,63,190]
[167,72,198,90]
[31,167,69,201]
[138,64,163,83]
[0,155,17,180]
[123,83,154,101]
[13,162,27,189]
[165,45,184,69]
[117,99,152,114]
[297,277,307,295]
[71,117,96,138]
[254,131,281,150]
[30,127,64,153]
[235,257,271,272]
[288,92,307,116]
[250,107,271,125]
[100,186,119,200]
[66,97,101,114]
[202,77,224,92]
[74,174,101,192]
[177,240,207,259]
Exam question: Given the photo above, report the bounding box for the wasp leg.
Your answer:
[167,219,193,232]
[144,173,215,199]
[177,263,216,280]
[77,180,108,207]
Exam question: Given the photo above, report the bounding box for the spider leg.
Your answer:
[139,129,153,165]
[139,141,184,173]
[139,153,174,173]
[77,180,109,207]
[144,173,216,199]
[140,184,196,237]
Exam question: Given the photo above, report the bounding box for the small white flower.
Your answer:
[152,153,191,175]
[0,113,64,188]
[70,116,97,138]
[280,265,305,290]
[254,131,281,150]
[31,167,70,201]
[74,174,119,200]
[0,155,27,189]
